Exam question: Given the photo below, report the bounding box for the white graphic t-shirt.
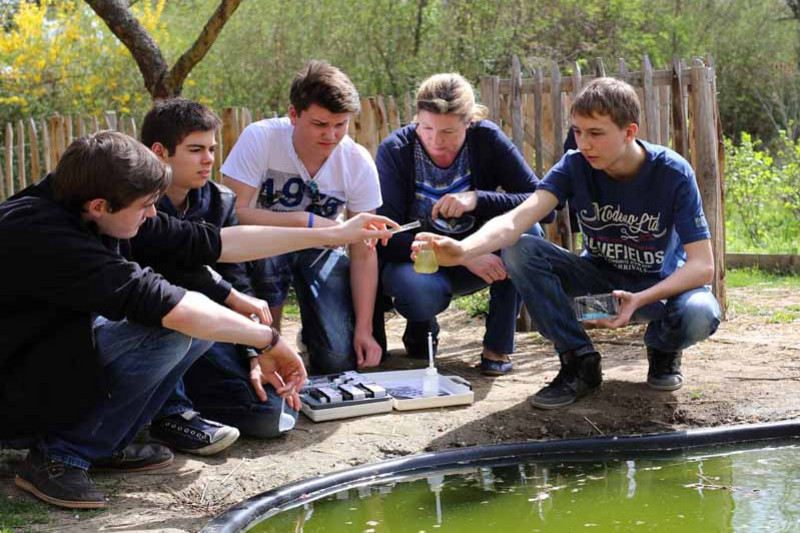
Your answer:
[221,118,381,219]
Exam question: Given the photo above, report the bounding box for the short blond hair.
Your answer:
[571,77,640,128]
[415,73,488,122]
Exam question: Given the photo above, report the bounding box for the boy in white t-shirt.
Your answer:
[223,61,383,374]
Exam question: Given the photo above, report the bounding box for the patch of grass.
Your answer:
[0,498,49,532]
[452,288,490,317]
[727,268,800,289]
[282,287,301,319]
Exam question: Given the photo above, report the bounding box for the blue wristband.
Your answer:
[308,212,315,228]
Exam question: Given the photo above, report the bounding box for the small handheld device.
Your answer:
[573,293,619,321]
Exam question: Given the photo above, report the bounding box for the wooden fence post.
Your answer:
[480,76,501,126]
[594,57,606,77]
[386,96,401,133]
[5,123,14,198]
[213,127,222,182]
[642,55,659,143]
[104,111,117,131]
[510,56,524,154]
[403,92,414,126]
[690,59,726,316]
[28,118,40,182]
[618,58,629,81]
[16,121,25,190]
[48,116,66,167]
[375,96,389,142]
[533,68,544,178]
[671,56,689,158]
[358,97,380,159]
[41,118,51,174]
[221,107,240,163]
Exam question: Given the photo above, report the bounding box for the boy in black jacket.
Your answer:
[142,99,292,448]
[0,131,397,509]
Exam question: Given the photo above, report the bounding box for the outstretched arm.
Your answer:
[414,189,559,266]
[218,213,399,263]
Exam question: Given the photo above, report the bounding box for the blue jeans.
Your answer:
[37,318,213,470]
[381,225,544,355]
[175,342,292,439]
[504,235,721,356]
[252,248,355,374]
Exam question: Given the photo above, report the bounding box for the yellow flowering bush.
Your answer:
[0,0,169,124]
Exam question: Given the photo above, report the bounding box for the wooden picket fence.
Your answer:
[480,54,726,316]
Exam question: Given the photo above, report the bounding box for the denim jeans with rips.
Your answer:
[503,234,722,358]
[37,317,213,470]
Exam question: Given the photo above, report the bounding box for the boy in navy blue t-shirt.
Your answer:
[413,77,721,409]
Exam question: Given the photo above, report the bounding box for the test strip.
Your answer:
[390,220,422,234]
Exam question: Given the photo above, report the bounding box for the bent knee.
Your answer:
[505,234,548,274]
[682,294,722,342]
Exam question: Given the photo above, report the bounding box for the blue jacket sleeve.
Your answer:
[376,136,416,263]
[471,122,556,223]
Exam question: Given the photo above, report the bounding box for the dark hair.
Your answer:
[53,131,171,212]
[571,77,641,128]
[140,97,221,154]
[289,60,360,115]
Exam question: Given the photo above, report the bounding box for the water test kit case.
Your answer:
[299,369,474,422]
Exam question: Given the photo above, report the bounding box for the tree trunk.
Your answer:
[85,0,243,100]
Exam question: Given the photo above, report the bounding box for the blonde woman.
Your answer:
[375,73,553,375]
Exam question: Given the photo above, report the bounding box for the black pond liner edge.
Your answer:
[200,419,800,533]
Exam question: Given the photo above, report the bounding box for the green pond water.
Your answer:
[249,445,800,532]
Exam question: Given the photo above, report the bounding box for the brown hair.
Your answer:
[415,73,488,122]
[141,98,221,154]
[289,60,360,115]
[571,77,641,128]
[52,131,171,212]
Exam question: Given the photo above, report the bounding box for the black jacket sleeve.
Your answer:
[0,202,185,326]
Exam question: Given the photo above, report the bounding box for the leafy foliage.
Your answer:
[725,132,800,253]
[0,0,168,121]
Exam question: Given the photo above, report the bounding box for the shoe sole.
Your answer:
[161,427,240,457]
[91,454,174,473]
[647,380,684,392]
[529,386,600,410]
[15,476,106,509]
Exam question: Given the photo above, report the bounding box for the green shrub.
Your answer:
[725,132,800,253]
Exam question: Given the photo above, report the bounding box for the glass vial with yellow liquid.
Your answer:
[414,246,439,274]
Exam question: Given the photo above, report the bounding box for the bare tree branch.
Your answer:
[164,0,243,96]
[85,0,242,99]
[84,0,168,97]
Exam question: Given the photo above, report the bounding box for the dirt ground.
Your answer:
[2,284,800,532]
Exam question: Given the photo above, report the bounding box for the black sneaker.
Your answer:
[92,443,173,473]
[150,411,239,456]
[647,347,684,391]
[15,448,105,509]
[530,351,602,409]
[402,319,440,359]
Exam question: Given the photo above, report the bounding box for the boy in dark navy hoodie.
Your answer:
[141,99,294,454]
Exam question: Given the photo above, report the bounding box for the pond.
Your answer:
[248,445,800,532]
